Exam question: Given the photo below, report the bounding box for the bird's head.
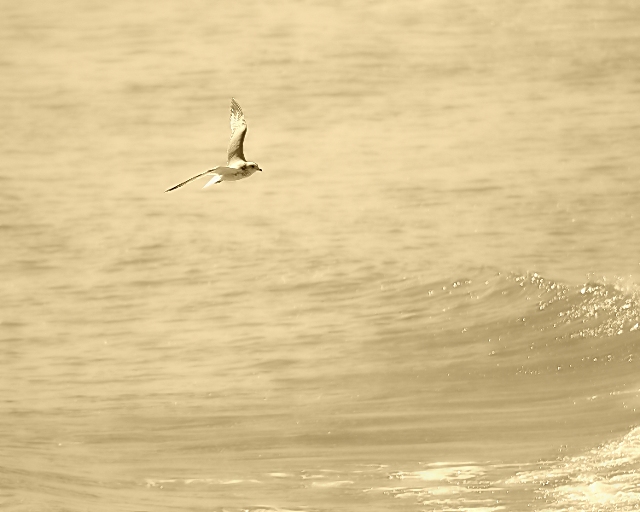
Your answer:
[245,161,262,172]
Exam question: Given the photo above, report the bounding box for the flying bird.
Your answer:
[165,98,262,192]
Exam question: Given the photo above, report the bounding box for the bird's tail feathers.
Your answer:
[203,175,223,188]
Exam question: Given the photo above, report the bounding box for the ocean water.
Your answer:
[1,0,640,510]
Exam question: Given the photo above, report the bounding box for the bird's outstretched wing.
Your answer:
[165,167,231,192]
[227,98,247,165]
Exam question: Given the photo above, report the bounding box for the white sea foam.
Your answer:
[508,426,640,510]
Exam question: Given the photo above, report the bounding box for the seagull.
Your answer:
[165,98,262,192]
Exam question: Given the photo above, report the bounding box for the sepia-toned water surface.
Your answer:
[2,0,640,510]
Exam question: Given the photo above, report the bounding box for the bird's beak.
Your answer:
[258,168,263,172]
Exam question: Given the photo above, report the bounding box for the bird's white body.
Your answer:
[166,98,261,192]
